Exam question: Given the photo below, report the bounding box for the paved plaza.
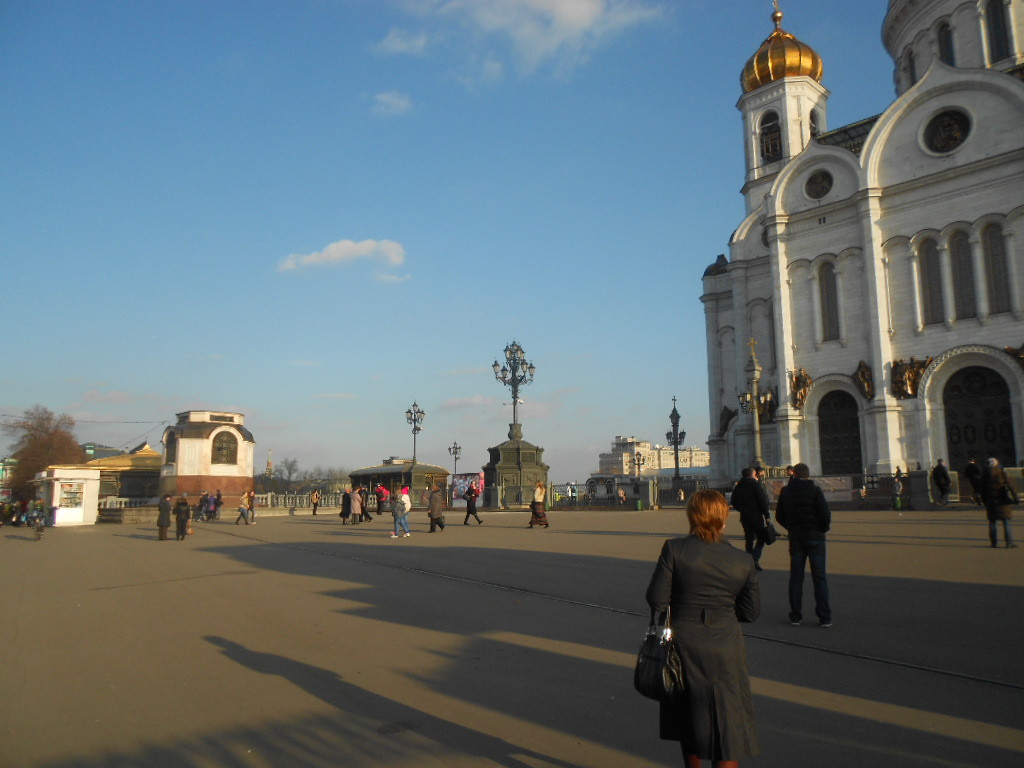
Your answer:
[1,505,1022,768]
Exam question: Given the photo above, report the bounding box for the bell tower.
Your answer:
[737,3,829,213]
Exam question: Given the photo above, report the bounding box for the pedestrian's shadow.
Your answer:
[205,636,583,768]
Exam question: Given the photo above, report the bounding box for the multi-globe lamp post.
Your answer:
[448,441,461,504]
[448,440,461,475]
[666,396,686,486]
[492,340,535,431]
[405,401,425,464]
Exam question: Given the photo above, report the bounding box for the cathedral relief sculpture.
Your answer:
[854,360,874,400]
[891,356,934,399]
[1005,341,1024,373]
[790,368,813,409]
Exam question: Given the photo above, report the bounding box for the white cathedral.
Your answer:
[702,1,1024,483]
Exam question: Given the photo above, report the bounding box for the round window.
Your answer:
[805,170,833,200]
[924,110,970,153]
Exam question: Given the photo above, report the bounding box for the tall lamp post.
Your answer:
[666,396,686,486]
[630,450,646,477]
[737,339,773,468]
[405,401,425,464]
[448,441,461,476]
[492,340,535,431]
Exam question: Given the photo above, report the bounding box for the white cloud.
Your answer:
[372,90,414,116]
[377,27,429,55]
[424,0,665,73]
[277,239,406,272]
[373,272,412,283]
[439,394,498,411]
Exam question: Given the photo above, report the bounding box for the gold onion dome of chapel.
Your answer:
[741,5,823,93]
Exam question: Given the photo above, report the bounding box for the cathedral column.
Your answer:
[938,240,956,329]
[969,231,989,321]
[1004,227,1022,319]
[768,215,802,468]
[857,189,903,473]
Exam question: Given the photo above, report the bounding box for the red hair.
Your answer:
[687,489,729,543]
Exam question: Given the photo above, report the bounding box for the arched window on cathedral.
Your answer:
[985,0,1011,63]
[809,110,820,138]
[949,231,975,319]
[983,223,1011,314]
[819,262,840,341]
[919,238,945,325]
[165,432,177,464]
[760,111,782,164]
[212,431,238,465]
[937,22,956,66]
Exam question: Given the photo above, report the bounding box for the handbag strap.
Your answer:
[649,606,672,629]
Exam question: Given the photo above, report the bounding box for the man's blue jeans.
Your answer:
[788,538,830,623]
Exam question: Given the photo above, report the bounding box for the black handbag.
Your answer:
[760,517,779,546]
[633,608,685,702]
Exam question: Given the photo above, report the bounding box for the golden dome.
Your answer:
[741,7,823,94]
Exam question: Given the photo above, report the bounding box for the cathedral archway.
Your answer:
[943,366,1016,470]
[818,390,862,475]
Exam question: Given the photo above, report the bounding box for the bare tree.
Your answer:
[2,406,86,499]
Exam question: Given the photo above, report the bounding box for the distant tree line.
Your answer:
[254,459,350,495]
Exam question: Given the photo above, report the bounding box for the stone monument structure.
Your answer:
[159,411,255,497]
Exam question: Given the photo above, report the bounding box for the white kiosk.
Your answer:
[36,466,101,526]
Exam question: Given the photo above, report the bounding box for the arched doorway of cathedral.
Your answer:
[943,366,1017,470]
[818,390,863,475]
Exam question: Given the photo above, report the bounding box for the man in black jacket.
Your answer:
[731,467,769,570]
[775,463,832,627]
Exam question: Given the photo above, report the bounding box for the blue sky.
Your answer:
[0,1,894,482]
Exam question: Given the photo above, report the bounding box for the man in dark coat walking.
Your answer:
[931,459,952,505]
[963,457,983,505]
[427,485,446,532]
[731,467,769,570]
[775,463,832,627]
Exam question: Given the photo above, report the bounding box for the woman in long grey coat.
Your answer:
[980,457,1018,548]
[646,489,760,767]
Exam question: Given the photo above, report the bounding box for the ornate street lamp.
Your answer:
[665,396,686,484]
[492,340,536,429]
[736,339,773,468]
[405,401,425,463]
[448,440,461,476]
[629,450,646,477]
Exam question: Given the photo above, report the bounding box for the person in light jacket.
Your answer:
[529,481,548,528]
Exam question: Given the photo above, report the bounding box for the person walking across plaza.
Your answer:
[427,484,446,532]
[980,457,1018,548]
[173,494,192,541]
[310,488,321,516]
[775,463,832,627]
[730,467,769,571]
[245,489,256,524]
[350,485,364,525]
[463,480,482,525]
[529,480,549,528]
[931,459,951,506]
[390,487,412,538]
[235,491,252,525]
[645,489,760,767]
[964,457,983,505]
[156,493,172,540]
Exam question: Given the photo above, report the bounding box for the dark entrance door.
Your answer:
[818,390,863,474]
[944,366,1017,471]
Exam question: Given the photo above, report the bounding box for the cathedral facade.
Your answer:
[702,1,1024,483]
